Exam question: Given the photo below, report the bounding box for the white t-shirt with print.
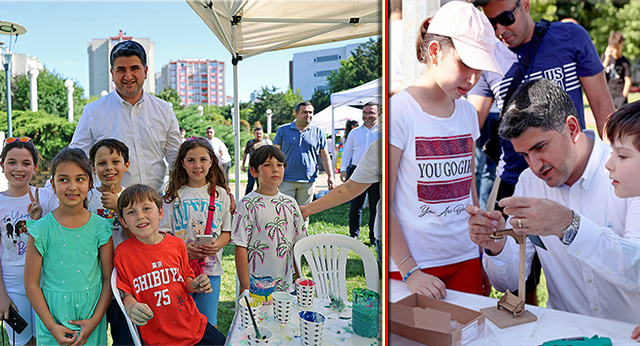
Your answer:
[160,184,231,276]
[389,90,480,270]
[1,186,58,267]
[231,191,307,293]
[87,187,128,248]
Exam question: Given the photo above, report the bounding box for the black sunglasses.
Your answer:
[488,0,520,29]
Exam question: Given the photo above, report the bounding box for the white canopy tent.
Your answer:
[312,105,361,135]
[329,77,382,148]
[187,0,381,199]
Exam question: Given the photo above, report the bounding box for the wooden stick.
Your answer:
[519,241,525,301]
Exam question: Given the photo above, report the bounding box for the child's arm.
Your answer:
[100,184,119,211]
[186,274,213,294]
[24,236,78,345]
[0,265,16,320]
[69,238,114,346]
[123,293,154,326]
[235,246,250,294]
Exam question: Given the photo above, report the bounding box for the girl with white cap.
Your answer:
[389,1,503,298]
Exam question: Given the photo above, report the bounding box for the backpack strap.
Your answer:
[205,185,216,236]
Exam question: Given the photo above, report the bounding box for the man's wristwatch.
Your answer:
[561,210,580,245]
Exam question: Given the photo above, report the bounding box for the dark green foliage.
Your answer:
[308,88,331,111]
[326,38,381,93]
[0,109,76,165]
[157,88,182,110]
[250,86,303,128]
[12,68,86,119]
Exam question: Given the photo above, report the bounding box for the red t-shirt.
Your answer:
[114,232,207,345]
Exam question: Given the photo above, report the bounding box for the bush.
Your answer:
[0,110,76,165]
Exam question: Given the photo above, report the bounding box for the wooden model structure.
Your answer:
[479,229,537,328]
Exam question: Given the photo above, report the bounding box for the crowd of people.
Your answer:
[389,0,640,342]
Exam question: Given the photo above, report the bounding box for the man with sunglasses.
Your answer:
[468,0,614,305]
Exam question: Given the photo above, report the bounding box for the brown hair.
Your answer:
[608,32,624,46]
[416,17,454,65]
[605,101,640,151]
[50,148,94,209]
[163,138,225,204]
[117,184,163,219]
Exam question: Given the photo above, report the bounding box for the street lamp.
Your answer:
[64,79,74,122]
[266,108,272,134]
[0,21,26,138]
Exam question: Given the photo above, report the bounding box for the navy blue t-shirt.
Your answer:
[469,21,603,185]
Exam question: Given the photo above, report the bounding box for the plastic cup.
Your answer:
[295,278,316,309]
[352,288,379,338]
[298,311,325,346]
[272,292,294,324]
[246,326,273,345]
[239,296,263,330]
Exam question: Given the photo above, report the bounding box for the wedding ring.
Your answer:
[518,218,523,228]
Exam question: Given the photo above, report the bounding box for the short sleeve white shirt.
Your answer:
[390,90,480,270]
[340,123,381,171]
[350,139,382,239]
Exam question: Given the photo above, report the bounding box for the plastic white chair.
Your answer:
[110,268,143,346]
[293,234,379,301]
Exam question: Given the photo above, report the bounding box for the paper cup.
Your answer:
[295,278,316,309]
[246,326,273,345]
[239,296,263,330]
[298,311,325,346]
[272,292,294,324]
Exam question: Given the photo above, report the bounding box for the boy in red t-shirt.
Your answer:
[114,184,226,346]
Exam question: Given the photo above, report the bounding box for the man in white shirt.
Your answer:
[467,78,640,323]
[340,102,381,244]
[70,40,182,192]
[206,127,232,182]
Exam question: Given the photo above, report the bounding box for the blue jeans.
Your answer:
[191,275,221,326]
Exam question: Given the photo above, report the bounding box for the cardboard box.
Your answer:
[389,293,485,346]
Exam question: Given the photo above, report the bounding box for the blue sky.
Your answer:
[1,1,374,102]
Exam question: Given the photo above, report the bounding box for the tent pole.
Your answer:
[331,105,336,168]
[233,61,240,203]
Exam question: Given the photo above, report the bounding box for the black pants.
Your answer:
[347,165,380,242]
[494,179,542,300]
[107,299,134,346]
[245,171,256,195]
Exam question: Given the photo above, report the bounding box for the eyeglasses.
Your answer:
[488,0,520,29]
[4,137,32,144]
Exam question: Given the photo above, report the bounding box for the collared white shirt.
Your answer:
[208,137,231,164]
[70,91,182,192]
[340,123,380,171]
[484,130,640,323]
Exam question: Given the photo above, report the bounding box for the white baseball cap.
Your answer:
[428,1,503,77]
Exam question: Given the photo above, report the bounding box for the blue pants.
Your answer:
[191,275,221,326]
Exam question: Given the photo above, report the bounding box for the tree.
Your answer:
[326,38,381,93]
[0,109,76,164]
[251,86,303,129]
[12,68,86,120]
[157,88,182,110]
[308,89,330,111]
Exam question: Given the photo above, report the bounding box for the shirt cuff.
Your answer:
[566,213,600,260]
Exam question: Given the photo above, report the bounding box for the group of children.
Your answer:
[0,134,306,345]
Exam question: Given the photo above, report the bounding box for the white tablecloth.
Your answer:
[225,298,380,345]
[389,279,639,346]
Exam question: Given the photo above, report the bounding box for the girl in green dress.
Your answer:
[24,148,113,345]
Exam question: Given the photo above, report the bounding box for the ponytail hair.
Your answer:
[416,17,454,65]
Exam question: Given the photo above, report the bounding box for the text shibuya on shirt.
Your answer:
[132,263,185,294]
